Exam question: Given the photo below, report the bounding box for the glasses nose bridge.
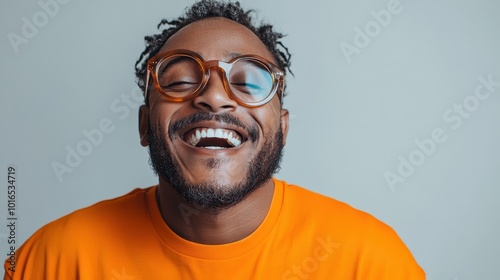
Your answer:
[204,60,232,81]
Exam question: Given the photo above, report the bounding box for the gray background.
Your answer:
[1,0,499,279]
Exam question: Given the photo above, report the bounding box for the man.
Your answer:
[4,1,425,279]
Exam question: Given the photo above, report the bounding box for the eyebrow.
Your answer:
[195,51,243,61]
[224,51,242,60]
[160,56,192,70]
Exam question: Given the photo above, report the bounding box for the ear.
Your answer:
[280,109,289,146]
[139,105,149,147]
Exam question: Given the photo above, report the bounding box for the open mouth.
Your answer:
[184,128,243,150]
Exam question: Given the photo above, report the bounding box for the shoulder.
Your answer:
[280,179,407,244]
[15,187,154,258]
[281,181,381,232]
[276,179,425,278]
[46,187,152,232]
[5,187,155,279]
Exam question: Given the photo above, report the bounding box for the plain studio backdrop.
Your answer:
[1,0,499,278]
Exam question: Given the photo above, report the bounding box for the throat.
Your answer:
[156,177,276,245]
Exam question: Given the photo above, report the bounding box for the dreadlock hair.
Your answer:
[134,0,292,103]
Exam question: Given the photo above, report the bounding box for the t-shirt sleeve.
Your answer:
[3,217,80,280]
[4,188,149,280]
[355,216,425,279]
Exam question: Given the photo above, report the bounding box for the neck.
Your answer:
[156,177,275,245]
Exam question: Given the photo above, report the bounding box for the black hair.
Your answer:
[134,0,292,100]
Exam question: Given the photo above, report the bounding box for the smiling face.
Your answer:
[139,17,289,209]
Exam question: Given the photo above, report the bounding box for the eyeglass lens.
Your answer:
[156,55,274,103]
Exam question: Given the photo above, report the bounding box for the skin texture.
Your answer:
[138,18,289,245]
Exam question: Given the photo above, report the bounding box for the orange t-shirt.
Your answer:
[4,179,425,279]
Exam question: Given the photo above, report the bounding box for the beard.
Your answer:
[147,111,284,210]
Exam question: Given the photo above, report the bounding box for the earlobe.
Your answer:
[280,109,289,146]
[139,105,149,147]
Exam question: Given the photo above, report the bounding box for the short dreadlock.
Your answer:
[134,0,292,103]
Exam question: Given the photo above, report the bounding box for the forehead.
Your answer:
[159,17,276,63]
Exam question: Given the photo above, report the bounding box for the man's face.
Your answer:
[140,18,289,209]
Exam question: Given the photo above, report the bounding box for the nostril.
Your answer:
[197,102,212,110]
[192,85,238,112]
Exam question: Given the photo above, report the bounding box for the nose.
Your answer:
[192,68,238,112]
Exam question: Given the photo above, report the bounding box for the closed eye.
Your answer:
[232,82,263,91]
[231,83,264,95]
[162,81,199,87]
[161,80,200,92]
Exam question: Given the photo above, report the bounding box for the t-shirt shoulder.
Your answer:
[282,182,406,241]
[20,187,154,249]
[5,187,156,279]
[280,181,425,278]
[283,183,381,228]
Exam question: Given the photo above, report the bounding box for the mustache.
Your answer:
[168,111,259,142]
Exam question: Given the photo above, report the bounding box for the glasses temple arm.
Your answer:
[144,69,151,106]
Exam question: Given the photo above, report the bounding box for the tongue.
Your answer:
[196,138,232,148]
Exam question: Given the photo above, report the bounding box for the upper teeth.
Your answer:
[187,128,242,148]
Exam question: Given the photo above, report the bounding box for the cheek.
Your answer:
[148,90,182,120]
[252,102,282,134]
[148,101,183,127]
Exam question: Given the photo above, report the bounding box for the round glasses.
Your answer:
[145,49,285,107]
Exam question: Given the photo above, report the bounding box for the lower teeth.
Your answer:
[204,146,225,150]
